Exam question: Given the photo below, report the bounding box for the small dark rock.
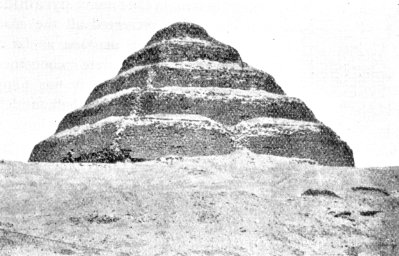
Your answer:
[302,189,341,198]
[0,237,16,247]
[0,221,14,228]
[351,186,389,196]
[60,248,75,255]
[188,169,207,175]
[333,211,351,218]
[359,210,382,217]
[86,214,120,224]
[69,217,81,225]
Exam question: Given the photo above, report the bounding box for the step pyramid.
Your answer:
[29,22,354,166]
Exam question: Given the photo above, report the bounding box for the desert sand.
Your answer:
[1,149,398,255]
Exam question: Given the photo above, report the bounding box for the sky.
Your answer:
[1,0,398,167]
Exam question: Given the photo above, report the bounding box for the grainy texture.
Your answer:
[145,22,215,46]
[235,122,354,166]
[85,64,283,104]
[30,115,235,163]
[57,88,316,133]
[2,151,399,255]
[118,42,242,74]
[29,22,354,166]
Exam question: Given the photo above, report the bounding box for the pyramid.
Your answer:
[29,22,354,166]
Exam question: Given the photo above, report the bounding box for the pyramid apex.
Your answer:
[146,22,211,46]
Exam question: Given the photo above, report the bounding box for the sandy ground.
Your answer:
[1,150,398,255]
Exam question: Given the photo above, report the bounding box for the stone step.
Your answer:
[118,40,242,73]
[29,114,236,163]
[118,22,240,73]
[86,60,283,104]
[234,117,355,166]
[57,87,316,133]
[32,113,353,166]
[29,22,355,167]
[145,22,217,47]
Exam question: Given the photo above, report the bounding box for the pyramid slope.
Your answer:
[145,22,216,46]
[29,114,235,163]
[119,23,241,73]
[118,40,242,74]
[57,87,316,133]
[86,60,283,104]
[29,22,355,166]
[234,118,354,166]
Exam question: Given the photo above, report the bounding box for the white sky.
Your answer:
[1,0,398,167]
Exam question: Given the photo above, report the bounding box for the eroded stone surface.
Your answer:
[233,118,354,166]
[145,22,215,46]
[29,22,355,166]
[118,41,242,74]
[30,115,235,162]
[57,87,316,133]
[86,62,283,104]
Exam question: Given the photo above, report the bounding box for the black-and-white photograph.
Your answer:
[1,0,399,255]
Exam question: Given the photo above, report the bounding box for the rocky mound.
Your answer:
[29,22,354,166]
